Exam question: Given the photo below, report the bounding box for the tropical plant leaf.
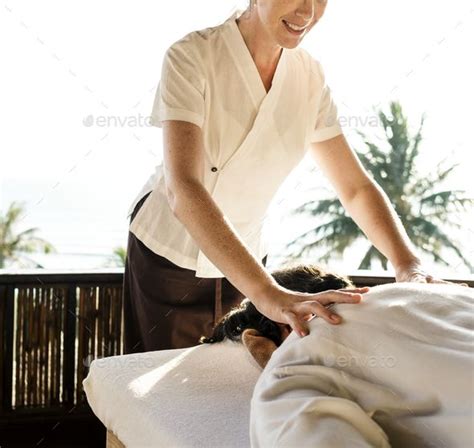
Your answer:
[286,100,473,272]
[0,201,56,268]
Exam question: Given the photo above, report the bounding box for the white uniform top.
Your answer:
[127,8,343,278]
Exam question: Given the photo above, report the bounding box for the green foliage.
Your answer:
[286,101,473,272]
[111,246,127,268]
[0,201,56,269]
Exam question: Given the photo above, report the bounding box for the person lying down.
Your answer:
[200,264,355,367]
[200,264,474,448]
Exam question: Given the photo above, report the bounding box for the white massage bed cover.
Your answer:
[83,338,262,448]
[250,282,474,448]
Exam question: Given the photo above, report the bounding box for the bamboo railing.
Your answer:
[0,269,123,420]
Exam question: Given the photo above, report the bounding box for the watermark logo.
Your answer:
[82,113,152,128]
[325,354,397,368]
[325,114,381,128]
[83,353,155,368]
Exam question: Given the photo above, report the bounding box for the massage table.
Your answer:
[83,338,262,448]
[83,282,474,448]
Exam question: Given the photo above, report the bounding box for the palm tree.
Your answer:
[0,201,56,269]
[286,101,474,272]
[110,246,126,267]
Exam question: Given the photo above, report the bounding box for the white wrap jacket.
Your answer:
[127,8,343,277]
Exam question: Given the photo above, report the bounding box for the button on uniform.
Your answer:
[211,167,218,172]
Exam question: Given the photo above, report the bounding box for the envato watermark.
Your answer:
[83,353,155,369]
[325,114,382,129]
[325,354,397,368]
[82,113,152,128]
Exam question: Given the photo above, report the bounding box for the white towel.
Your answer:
[83,339,262,447]
[250,282,474,448]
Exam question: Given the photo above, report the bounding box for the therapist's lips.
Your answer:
[282,19,307,36]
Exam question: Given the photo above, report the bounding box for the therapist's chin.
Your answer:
[278,28,315,49]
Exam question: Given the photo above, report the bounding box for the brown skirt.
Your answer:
[123,191,268,354]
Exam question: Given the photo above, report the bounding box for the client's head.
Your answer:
[199,263,354,347]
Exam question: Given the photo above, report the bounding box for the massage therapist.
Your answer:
[123,0,460,354]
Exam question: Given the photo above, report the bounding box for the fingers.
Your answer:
[284,310,309,338]
[282,304,336,338]
[411,274,428,283]
[338,287,371,293]
[426,276,456,285]
[424,275,469,287]
[297,301,343,326]
[432,280,470,288]
[314,289,366,306]
[283,287,371,338]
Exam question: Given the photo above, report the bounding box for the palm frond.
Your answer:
[420,191,474,214]
[404,113,425,179]
[409,216,473,271]
[286,100,471,272]
[291,198,345,218]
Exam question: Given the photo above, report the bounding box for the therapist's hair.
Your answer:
[199,263,354,347]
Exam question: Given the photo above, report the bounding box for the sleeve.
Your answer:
[149,41,206,129]
[308,59,343,143]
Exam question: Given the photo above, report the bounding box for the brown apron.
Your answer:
[123,191,268,354]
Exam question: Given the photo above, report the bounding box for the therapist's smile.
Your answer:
[272,0,328,48]
[282,19,309,36]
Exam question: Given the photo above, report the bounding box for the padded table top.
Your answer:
[83,339,262,448]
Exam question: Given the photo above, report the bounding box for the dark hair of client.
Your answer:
[199,264,354,347]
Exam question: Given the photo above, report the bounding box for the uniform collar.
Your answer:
[222,9,288,106]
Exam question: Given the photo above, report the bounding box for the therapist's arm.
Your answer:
[160,120,366,333]
[309,133,421,272]
[162,120,278,301]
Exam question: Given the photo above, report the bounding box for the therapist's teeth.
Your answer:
[283,20,306,31]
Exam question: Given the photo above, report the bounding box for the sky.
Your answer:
[1,0,473,276]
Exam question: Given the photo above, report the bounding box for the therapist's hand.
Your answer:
[395,259,469,287]
[253,285,371,338]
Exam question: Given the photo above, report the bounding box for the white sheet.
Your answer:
[83,339,262,448]
[250,282,474,448]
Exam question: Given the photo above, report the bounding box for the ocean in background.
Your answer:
[1,163,473,278]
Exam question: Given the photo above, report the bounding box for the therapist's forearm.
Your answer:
[343,181,421,270]
[171,181,279,302]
